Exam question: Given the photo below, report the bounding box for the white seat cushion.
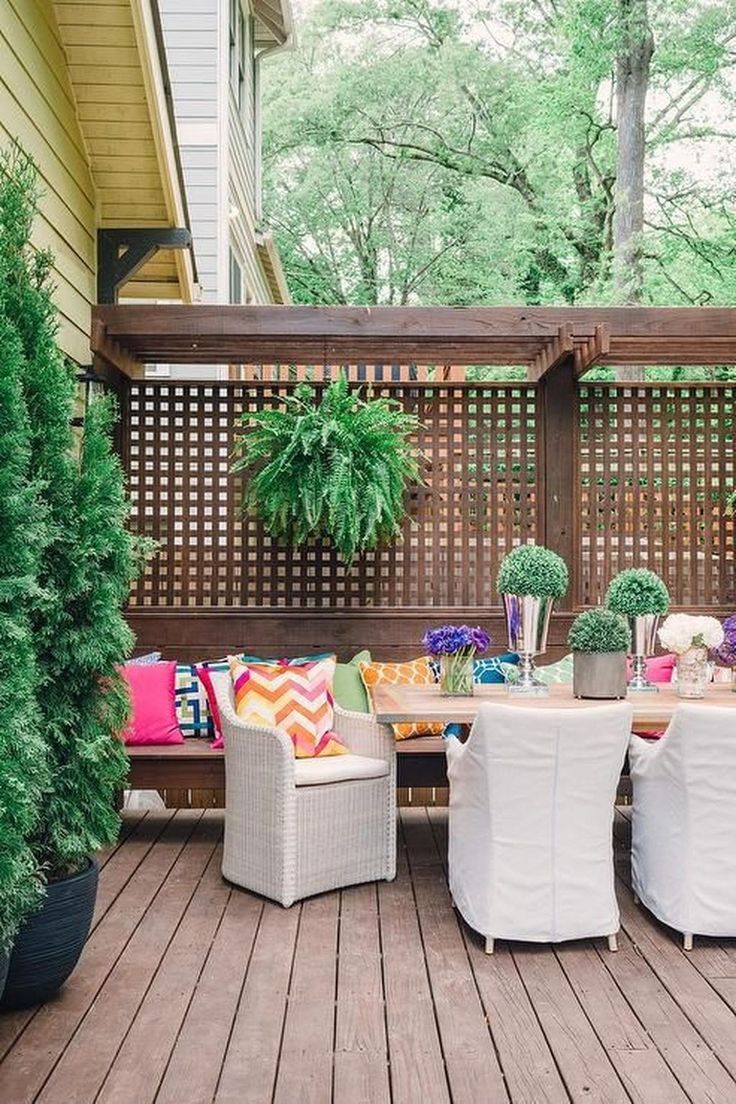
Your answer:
[294,753,388,787]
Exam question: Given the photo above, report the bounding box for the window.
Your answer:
[238,7,248,112]
[229,248,243,304]
[229,0,251,118]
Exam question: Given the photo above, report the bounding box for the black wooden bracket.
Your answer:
[97,228,192,304]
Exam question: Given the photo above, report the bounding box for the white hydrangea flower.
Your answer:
[658,613,724,654]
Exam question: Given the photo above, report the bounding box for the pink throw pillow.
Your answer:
[197,666,225,748]
[122,661,183,746]
[627,653,676,684]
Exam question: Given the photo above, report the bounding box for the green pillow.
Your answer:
[333,650,372,712]
[501,654,574,685]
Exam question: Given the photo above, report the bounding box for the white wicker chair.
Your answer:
[211,672,396,906]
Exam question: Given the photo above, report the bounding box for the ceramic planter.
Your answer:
[573,651,627,700]
[0,857,98,1011]
[502,593,555,694]
[0,949,9,1004]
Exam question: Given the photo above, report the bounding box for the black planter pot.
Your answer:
[0,950,9,1004]
[0,857,98,1011]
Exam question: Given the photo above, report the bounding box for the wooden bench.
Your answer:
[127,734,449,794]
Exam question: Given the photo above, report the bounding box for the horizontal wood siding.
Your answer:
[1,0,95,364]
[228,90,271,302]
[160,0,220,301]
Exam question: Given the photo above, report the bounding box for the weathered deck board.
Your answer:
[3,808,736,1104]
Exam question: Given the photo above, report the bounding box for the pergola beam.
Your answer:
[574,324,611,377]
[90,305,736,375]
[526,322,574,382]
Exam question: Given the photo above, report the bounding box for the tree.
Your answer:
[263,0,736,333]
[613,0,655,305]
[0,147,145,879]
[0,301,49,951]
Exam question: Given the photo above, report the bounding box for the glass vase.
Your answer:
[439,652,474,696]
[676,646,709,699]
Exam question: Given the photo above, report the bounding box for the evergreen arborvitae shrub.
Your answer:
[0,304,49,950]
[0,147,146,877]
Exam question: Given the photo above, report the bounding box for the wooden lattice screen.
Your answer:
[126,381,538,609]
[578,384,736,608]
[125,380,735,613]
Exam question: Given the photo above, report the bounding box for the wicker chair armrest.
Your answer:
[333,705,395,762]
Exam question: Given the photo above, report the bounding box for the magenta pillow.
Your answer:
[122,661,183,746]
[626,653,676,684]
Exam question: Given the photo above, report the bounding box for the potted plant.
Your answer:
[0,151,146,1009]
[0,300,49,1002]
[496,544,568,694]
[605,568,670,692]
[659,614,724,700]
[568,609,631,700]
[232,374,423,565]
[422,624,492,696]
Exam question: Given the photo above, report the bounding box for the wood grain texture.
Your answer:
[4,808,736,1102]
[371,681,736,726]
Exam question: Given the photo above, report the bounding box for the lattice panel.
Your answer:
[126,381,537,608]
[579,385,736,607]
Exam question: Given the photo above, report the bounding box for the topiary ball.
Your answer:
[496,544,569,599]
[605,568,670,618]
[568,608,631,653]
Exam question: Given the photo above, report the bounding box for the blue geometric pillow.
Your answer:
[429,652,519,685]
[128,651,162,666]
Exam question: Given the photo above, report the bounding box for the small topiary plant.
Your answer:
[568,609,631,654]
[233,374,423,565]
[497,544,569,599]
[605,568,670,618]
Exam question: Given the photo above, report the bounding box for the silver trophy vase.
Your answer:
[503,594,555,695]
[627,614,661,692]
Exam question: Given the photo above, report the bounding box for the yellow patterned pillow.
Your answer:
[359,657,445,740]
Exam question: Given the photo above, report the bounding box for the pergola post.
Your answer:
[536,355,578,610]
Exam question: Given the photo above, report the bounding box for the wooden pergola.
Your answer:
[92,304,736,379]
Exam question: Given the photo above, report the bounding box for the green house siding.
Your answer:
[1,0,96,365]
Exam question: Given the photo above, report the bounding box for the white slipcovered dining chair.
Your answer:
[629,704,736,950]
[447,700,632,953]
[211,672,396,907]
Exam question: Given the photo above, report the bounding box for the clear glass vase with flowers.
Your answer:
[658,614,725,699]
[711,614,736,692]
[423,625,491,696]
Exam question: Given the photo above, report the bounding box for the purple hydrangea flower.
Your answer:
[422,624,491,656]
[712,614,736,667]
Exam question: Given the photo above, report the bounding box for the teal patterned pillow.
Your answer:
[501,654,574,685]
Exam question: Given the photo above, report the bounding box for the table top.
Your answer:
[370,682,736,730]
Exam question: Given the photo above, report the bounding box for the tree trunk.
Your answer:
[613,0,654,381]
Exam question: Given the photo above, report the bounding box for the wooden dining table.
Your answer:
[371,681,736,732]
[371,681,736,789]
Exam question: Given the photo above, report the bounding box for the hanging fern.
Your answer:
[232,375,423,564]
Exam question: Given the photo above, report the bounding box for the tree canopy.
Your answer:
[263,0,736,328]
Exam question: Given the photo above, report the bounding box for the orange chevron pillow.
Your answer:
[228,656,349,758]
[359,656,445,740]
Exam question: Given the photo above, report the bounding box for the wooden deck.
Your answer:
[2,808,736,1103]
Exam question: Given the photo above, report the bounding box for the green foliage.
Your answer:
[497,544,569,599]
[233,374,422,564]
[605,568,671,617]
[263,0,736,379]
[0,295,49,950]
[0,146,147,879]
[32,396,149,876]
[568,609,631,653]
